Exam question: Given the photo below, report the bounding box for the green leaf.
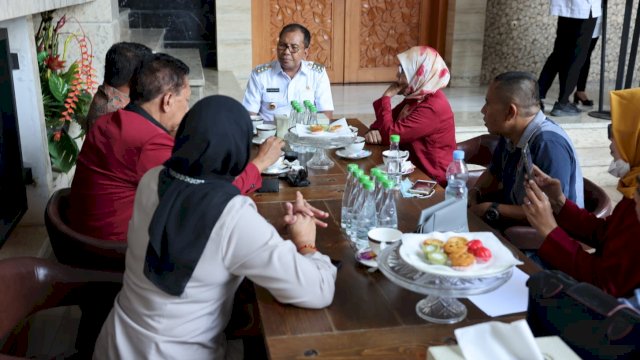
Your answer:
[48,130,79,173]
[37,51,49,66]
[48,73,69,102]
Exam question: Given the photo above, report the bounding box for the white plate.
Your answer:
[376,163,415,176]
[252,137,266,145]
[399,232,522,278]
[335,149,372,160]
[355,248,378,268]
[261,164,289,175]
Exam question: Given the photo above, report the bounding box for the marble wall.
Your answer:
[215,0,252,87]
[482,0,640,87]
[447,0,488,87]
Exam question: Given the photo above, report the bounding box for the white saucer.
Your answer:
[376,163,415,175]
[252,137,266,145]
[261,164,289,175]
[355,248,378,268]
[335,149,372,160]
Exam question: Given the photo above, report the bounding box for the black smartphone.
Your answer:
[522,144,533,179]
[257,178,280,193]
[408,180,437,196]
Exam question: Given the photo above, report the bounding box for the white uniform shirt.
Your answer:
[242,60,334,123]
[550,0,602,19]
[93,166,336,359]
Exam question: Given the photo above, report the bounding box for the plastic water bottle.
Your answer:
[341,164,360,229]
[387,134,402,184]
[354,180,377,250]
[445,150,469,201]
[308,105,318,125]
[377,179,398,229]
[347,172,368,238]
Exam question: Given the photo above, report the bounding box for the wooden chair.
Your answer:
[44,188,127,272]
[457,134,614,250]
[0,257,122,359]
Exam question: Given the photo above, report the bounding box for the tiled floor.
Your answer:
[0,73,620,358]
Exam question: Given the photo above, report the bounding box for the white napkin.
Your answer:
[295,118,350,138]
[401,160,415,172]
[284,159,304,171]
[454,320,544,360]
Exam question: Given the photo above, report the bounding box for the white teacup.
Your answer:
[368,228,403,257]
[382,150,410,165]
[251,115,263,134]
[344,136,365,154]
[256,124,276,140]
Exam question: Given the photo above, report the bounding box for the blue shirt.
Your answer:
[489,111,584,207]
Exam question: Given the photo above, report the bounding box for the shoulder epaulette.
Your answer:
[309,62,325,73]
[254,63,272,74]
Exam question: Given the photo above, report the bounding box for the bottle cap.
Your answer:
[354,168,365,177]
[347,164,359,172]
[453,150,465,160]
[358,174,371,183]
[363,181,375,191]
[390,134,400,143]
[383,179,395,189]
[370,168,382,176]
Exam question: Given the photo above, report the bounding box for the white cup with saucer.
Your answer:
[250,115,263,135]
[256,124,276,141]
[367,228,403,257]
[343,136,365,155]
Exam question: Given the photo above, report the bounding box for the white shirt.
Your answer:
[93,166,336,360]
[242,60,334,123]
[550,0,602,19]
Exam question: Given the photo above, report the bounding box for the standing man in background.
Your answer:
[537,0,600,117]
[243,23,334,123]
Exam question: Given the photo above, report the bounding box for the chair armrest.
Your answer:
[504,226,545,251]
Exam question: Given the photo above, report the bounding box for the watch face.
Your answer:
[485,208,499,221]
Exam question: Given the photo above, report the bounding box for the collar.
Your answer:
[506,110,545,151]
[101,84,129,102]
[275,60,308,79]
[124,103,170,135]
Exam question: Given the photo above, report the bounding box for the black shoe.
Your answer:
[550,101,582,117]
[573,93,594,106]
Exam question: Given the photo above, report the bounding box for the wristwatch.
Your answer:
[484,202,500,222]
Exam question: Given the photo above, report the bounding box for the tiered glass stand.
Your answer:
[285,127,356,170]
[378,242,514,324]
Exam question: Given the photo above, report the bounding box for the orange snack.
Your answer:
[309,124,324,133]
[328,124,342,132]
[450,252,476,267]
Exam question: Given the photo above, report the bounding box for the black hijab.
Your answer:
[144,95,253,296]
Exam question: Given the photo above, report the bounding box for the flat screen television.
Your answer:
[0,28,27,247]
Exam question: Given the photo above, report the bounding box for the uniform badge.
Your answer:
[268,102,276,110]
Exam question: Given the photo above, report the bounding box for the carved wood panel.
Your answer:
[252,0,345,82]
[252,0,447,84]
[358,0,421,69]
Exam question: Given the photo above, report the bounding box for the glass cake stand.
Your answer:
[285,127,356,170]
[377,242,514,324]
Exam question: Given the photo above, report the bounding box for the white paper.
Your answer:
[467,267,529,317]
[455,320,544,360]
[295,118,350,138]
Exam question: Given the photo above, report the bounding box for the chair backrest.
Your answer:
[457,134,500,188]
[583,177,614,218]
[44,188,127,272]
[0,257,122,358]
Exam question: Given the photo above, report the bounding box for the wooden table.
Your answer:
[250,120,539,359]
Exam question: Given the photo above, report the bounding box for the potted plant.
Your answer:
[35,11,96,174]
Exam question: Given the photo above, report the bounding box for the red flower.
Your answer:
[45,55,66,71]
[53,131,62,141]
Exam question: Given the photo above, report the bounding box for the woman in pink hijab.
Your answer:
[365,46,456,184]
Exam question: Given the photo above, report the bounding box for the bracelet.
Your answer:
[297,244,317,252]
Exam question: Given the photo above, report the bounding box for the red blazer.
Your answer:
[539,197,640,297]
[68,109,261,242]
[370,90,456,184]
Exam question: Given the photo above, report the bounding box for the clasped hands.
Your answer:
[282,191,330,254]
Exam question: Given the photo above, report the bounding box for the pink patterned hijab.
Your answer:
[397,46,450,101]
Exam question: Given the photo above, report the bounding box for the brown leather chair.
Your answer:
[0,257,122,359]
[44,188,127,272]
[456,134,500,188]
[505,178,614,250]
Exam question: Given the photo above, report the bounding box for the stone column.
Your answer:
[446,0,488,87]
[216,0,253,89]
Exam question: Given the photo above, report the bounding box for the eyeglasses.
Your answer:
[277,43,303,53]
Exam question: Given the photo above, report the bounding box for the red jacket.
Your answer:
[69,109,261,242]
[539,197,640,297]
[370,91,456,184]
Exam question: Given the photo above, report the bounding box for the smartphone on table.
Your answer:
[408,180,437,197]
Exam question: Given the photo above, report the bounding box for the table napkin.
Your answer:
[295,118,350,138]
[454,319,544,360]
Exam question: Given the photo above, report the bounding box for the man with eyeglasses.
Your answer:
[243,23,334,123]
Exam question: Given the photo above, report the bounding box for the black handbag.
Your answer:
[526,270,640,360]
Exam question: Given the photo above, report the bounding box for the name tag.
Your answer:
[266,88,280,93]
